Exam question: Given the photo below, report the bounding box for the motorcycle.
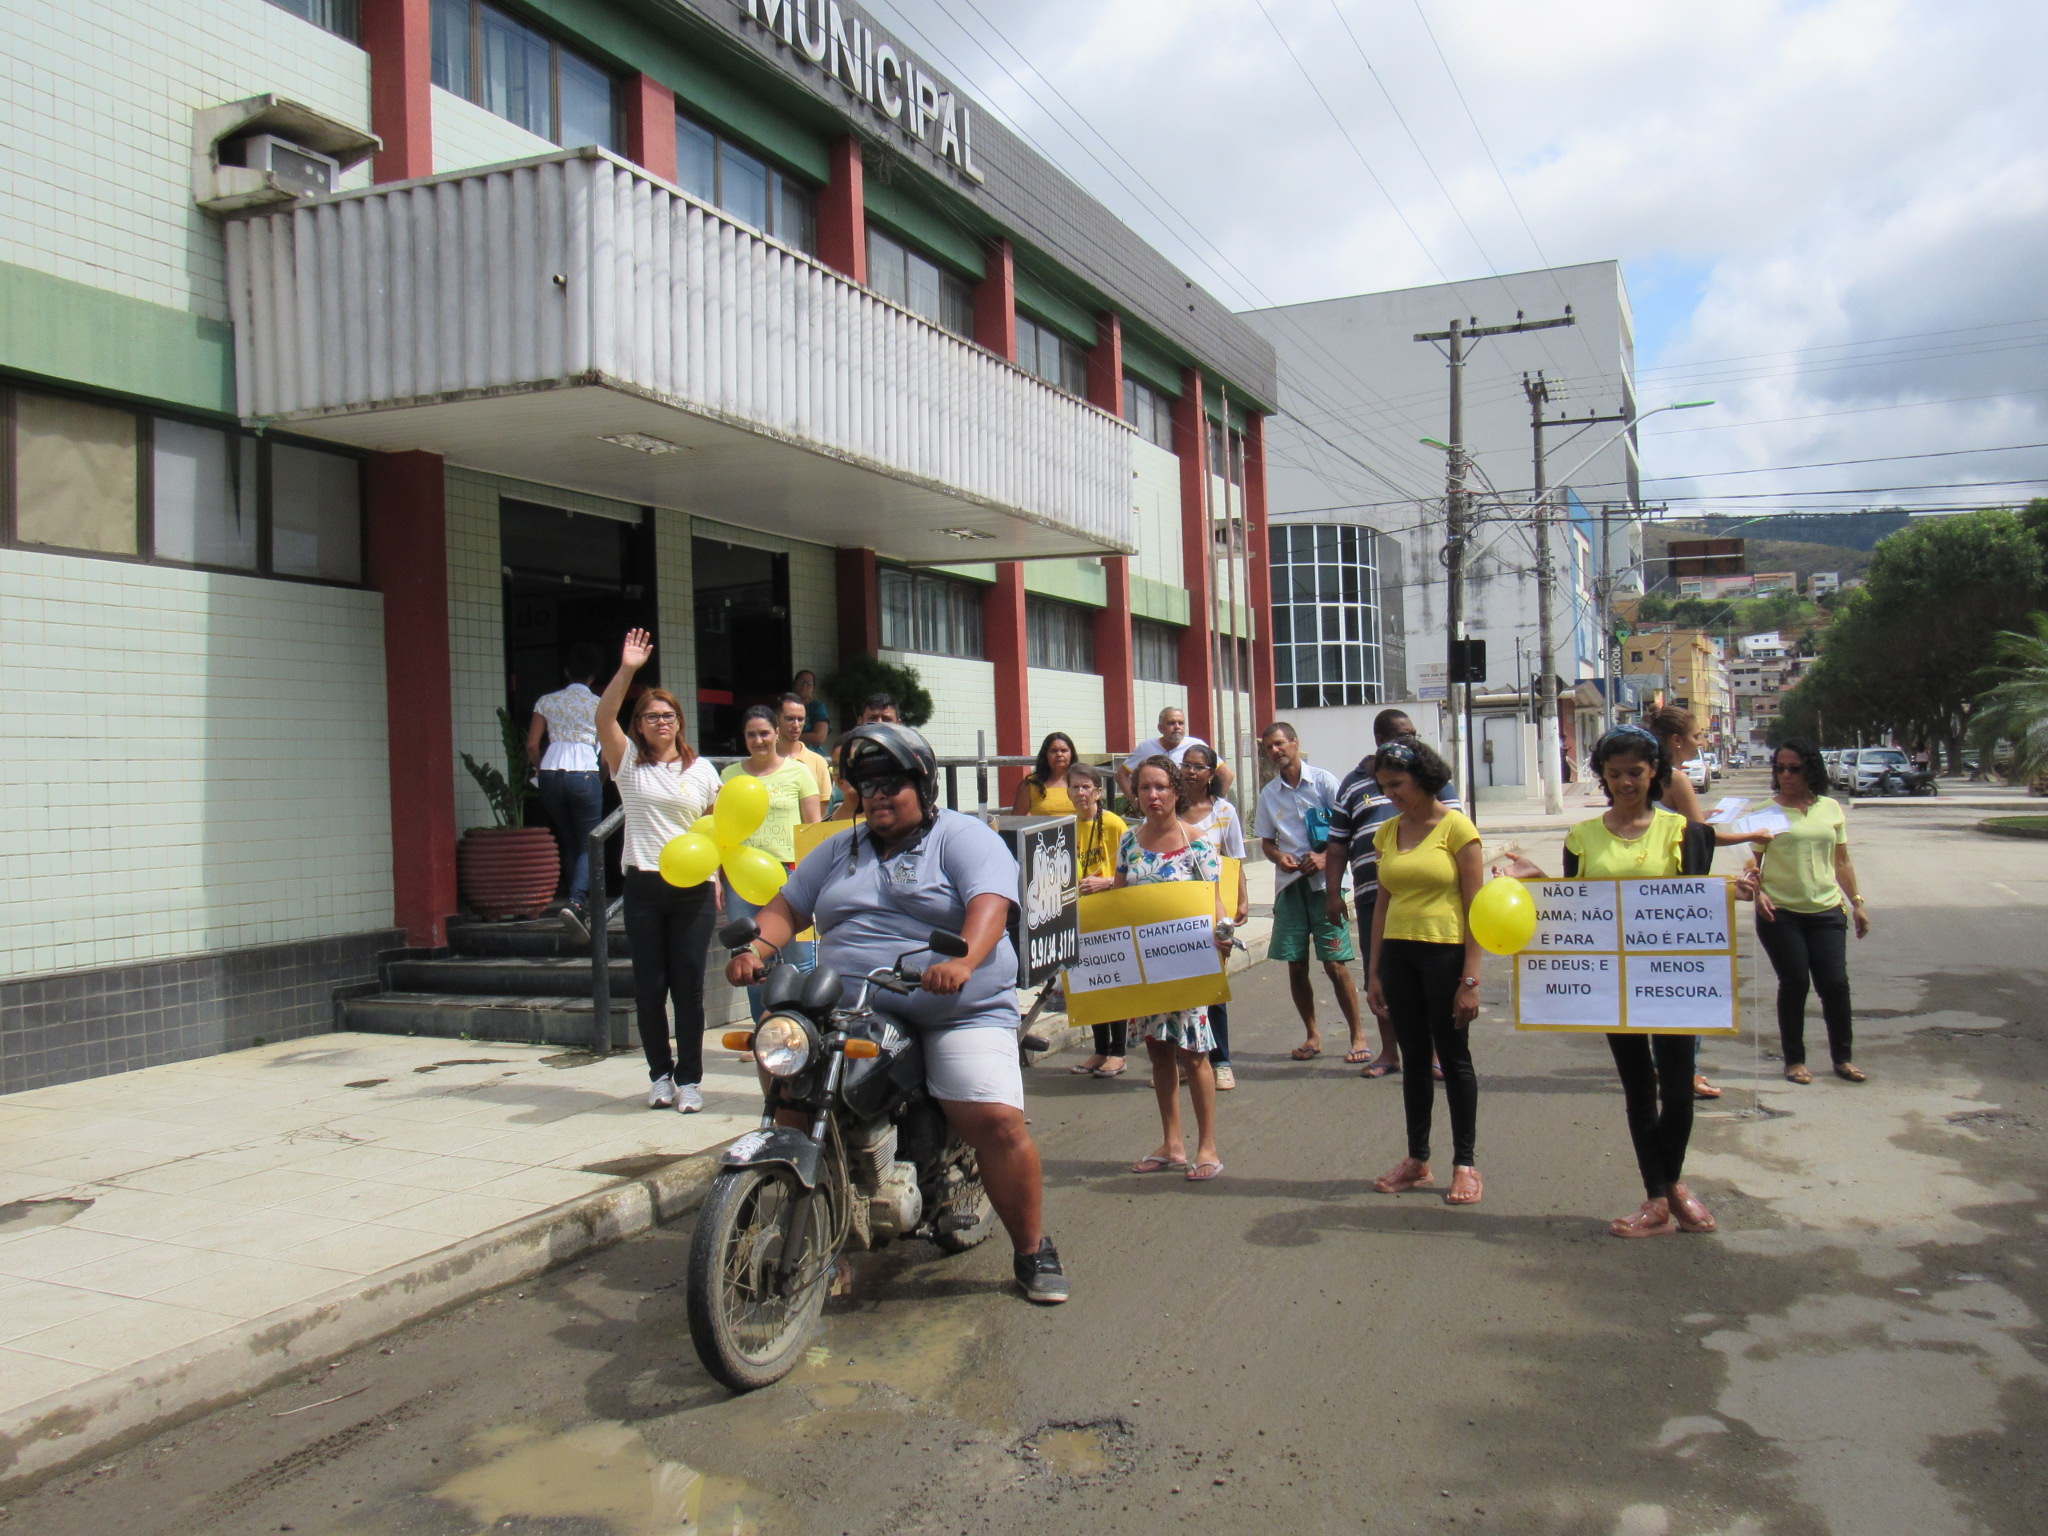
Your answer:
[685,918,996,1392]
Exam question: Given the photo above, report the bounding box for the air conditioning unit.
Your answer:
[238,133,339,197]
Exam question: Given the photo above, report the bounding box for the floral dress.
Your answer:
[1116,830,1222,1052]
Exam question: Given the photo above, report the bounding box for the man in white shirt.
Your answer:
[1116,706,1235,800]
[1254,722,1366,1063]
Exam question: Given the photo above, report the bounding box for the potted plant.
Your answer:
[458,707,560,920]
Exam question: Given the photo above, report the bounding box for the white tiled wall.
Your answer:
[1028,668,1106,757]
[0,549,391,980]
[1131,441,1183,591]
[1,0,371,322]
[881,652,997,760]
[1132,682,1190,749]
[432,85,557,176]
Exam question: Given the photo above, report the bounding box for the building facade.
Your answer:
[0,0,1278,1091]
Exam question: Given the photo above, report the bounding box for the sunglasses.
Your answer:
[855,774,915,800]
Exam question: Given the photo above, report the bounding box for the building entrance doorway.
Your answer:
[693,536,790,755]
[501,498,657,746]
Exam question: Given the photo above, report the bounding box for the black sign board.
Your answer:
[1449,637,1487,684]
[992,814,1079,987]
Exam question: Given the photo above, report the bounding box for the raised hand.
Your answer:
[621,628,654,670]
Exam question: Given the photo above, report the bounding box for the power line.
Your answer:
[1635,440,2048,485]
[1634,314,2048,375]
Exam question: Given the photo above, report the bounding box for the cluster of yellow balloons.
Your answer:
[657,775,789,906]
[1469,876,1537,956]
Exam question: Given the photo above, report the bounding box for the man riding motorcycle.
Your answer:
[724,722,1070,1304]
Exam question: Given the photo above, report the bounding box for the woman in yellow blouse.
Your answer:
[1013,731,1079,816]
[1365,737,1487,1206]
[1066,763,1131,1077]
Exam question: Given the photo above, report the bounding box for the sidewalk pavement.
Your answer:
[0,864,1284,1494]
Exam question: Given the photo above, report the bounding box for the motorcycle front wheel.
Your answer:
[686,1166,835,1391]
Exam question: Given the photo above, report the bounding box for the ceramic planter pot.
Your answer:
[458,825,560,920]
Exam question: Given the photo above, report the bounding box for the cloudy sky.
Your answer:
[874,0,2048,525]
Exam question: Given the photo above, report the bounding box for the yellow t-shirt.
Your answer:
[1372,809,1480,944]
[1759,796,1848,913]
[1564,807,1687,880]
[720,759,818,865]
[1076,810,1129,880]
[1025,781,1078,817]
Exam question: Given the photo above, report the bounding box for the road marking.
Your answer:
[1992,882,2021,899]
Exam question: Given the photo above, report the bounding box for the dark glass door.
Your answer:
[692,536,790,755]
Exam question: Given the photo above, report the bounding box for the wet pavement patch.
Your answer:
[344,1078,388,1088]
[1012,1418,1135,1482]
[580,1153,689,1178]
[0,1195,94,1233]
[413,1059,510,1073]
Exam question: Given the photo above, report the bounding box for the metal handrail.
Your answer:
[585,805,626,1056]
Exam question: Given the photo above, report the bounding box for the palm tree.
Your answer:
[1971,612,2048,789]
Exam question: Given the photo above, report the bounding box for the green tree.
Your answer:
[1969,612,2048,785]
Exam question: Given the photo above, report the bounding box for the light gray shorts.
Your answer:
[922,1023,1026,1110]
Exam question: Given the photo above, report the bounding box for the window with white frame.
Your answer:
[1269,521,1383,708]
[432,0,618,150]
[867,229,974,338]
[1026,597,1095,672]
[879,566,985,658]
[1121,375,1175,451]
[1017,315,1088,397]
[676,115,816,253]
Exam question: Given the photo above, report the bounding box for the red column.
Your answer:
[1086,310,1123,414]
[836,546,880,658]
[367,451,458,947]
[987,563,1031,800]
[1243,411,1277,731]
[1173,367,1217,742]
[1095,557,1135,757]
[362,0,434,182]
[817,136,866,283]
[973,236,1017,361]
[624,74,678,183]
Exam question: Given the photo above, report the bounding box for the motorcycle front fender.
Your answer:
[719,1126,823,1190]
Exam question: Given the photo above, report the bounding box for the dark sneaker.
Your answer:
[559,902,591,943]
[1014,1237,1069,1305]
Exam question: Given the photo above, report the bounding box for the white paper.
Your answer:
[1620,878,1732,952]
[1518,953,1622,1028]
[1705,796,1752,825]
[1068,927,1142,992]
[1526,880,1620,954]
[1624,954,1736,1032]
[1730,806,1792,837]
[1135,916,1221,983]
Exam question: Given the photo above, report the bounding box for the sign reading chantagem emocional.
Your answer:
[738,0,986,183]
[1513,876,1740,1036]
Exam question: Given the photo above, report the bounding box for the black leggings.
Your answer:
[1379,939,1477,1166]
[622,870,716,1085]
[1207,1003,1231,1066]
[1754,906,1853,1066]
[1607,1034,1696,1198]
[1092,1021,1128,1056]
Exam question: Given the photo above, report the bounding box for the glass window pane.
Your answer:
[879,566,911,649]
[776,174,815,253]
[1317,564,1340,601]
[905,250,942,325]
[479,4,552,139]
[270,443,361,581]
[153,420,257,569]
[868,230,906,305]
[1061,339,1088,398]
[1271,607,1291,644]
[1297,648,1319,684]
[14,392,138,554]
[1275,648,1293,686]
[940,272,974,338]
[431,0,470,96]
[1315,524,1338,562]
[1122,378,1136,424]
[266,0,361,41]
[719,140,769,230]
[676,116,716,201]
[557,48,615,149]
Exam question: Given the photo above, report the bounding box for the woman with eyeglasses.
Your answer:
[721,704,824,1022]
[1012,731,1080,817]
[1065,763,1131,1078]
[1179,744,1249,1091]
[1365,736,1486,1206]
[597,629,724,1113]
[1753,738,1869,1084]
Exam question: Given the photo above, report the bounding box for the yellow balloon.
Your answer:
[722,845,788,907]
[658,831,722,888]
[1469,876,1537,956]
[710,774,770,848]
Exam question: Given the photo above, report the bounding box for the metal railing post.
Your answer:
[586,807,625,1057]
[976,730,989,816]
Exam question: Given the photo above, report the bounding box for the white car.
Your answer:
[1682,756,1712,792]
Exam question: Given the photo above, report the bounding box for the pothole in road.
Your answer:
[1013,1417,1135,1482]
[1945,1109,2035,1134]
[0,1195,93,1234]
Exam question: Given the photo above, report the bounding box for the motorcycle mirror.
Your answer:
[718,917,760,950]
[927,929,970,959]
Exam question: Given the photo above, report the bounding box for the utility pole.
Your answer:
[1416,310,1574,812]
[1524,370,1564,814]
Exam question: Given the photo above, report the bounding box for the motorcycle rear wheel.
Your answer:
[686,1166,835,1391]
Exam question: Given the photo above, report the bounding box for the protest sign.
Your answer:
[1514,876,1739,1035]
[1061,882,1229,1027]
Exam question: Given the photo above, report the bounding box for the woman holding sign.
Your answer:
[1366,738,1487,1206]
[1119,757,1232,1181]
[597,630,724,1112]
[1067,764,1131,1078]
[1181,745,1249,1091]
[721,705,823,1022]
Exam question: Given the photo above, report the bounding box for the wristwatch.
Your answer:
[1460,975,1480,989]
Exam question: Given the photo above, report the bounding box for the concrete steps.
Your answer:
[383,955,635,996]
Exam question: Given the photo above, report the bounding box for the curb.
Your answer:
[0,1146,726,1499]
[1978,817,2048,840]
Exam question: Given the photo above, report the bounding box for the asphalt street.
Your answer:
[6,775,2044,1536]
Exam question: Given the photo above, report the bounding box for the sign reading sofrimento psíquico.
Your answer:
[1514,876,1739,1036]
[739,0,986,183]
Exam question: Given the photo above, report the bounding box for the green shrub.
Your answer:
[822,655,933,730]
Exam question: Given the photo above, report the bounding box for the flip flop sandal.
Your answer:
[1431,1064,1446,1081]
[1185,1161,1225,1182]
[1610,1204,1678,1238]
[1445,1168,1484,1205]
[1070,1061,1104,1074]
[1343,1048,1375,1064]
[1358,1063,1396,1079]
[1290,1044,1323,1061]
[1131,1155,1189,1174]
[1092,1064,1128,1078]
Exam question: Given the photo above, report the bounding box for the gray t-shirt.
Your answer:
[778,809,1020,1031]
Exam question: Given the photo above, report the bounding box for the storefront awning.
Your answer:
[224,149,1135,565]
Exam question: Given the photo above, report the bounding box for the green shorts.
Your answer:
[1269,878,1356,964]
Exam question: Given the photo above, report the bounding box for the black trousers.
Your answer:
[622,870,716,1085]
[1207,1003,1231,1066]
[1754,906,1853,1066]
[1092,1020,1128,1056]
[1607,1033,1696,1198]
[1379,938,1477,1166]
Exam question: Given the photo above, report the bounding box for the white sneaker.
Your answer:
[676,1083,704,1114]
[647,1074,678,1109]
[1213,1064,1237,1091]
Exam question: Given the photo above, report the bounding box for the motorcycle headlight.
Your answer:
[752,1014,813,1078]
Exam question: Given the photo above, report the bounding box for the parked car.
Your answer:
[1682,755,1712,792]
[1705,751,1724,781]
[1823,750,1851,791]
[1843,747,1935,797]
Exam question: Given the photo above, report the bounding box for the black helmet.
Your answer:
[840,722,940,815]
